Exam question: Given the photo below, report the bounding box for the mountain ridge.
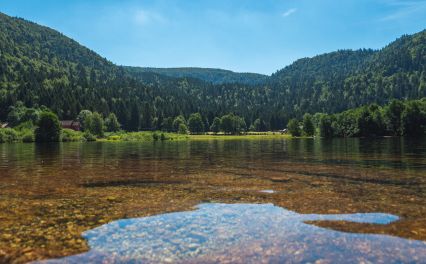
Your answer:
[0,11,425,131]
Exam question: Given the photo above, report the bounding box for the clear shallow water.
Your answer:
[1,137,426,263]
[40,203,425,264]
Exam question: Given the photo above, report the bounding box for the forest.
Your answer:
[287,98,426,138]
[0,12,426,135]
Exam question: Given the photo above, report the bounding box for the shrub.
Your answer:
[61,129,84,142]
[0,128,19,143]
[107,135,121,141]
[20,129,35,143]
[35,111,61,142]
[83,132,97,142]
[178,123,188,134]
[160,133,167,141]
[287,119,301,137]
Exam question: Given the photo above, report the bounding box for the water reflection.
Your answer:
[1,138,426,263]
[41,203,425,264]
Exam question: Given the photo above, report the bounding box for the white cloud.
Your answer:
[134,9,166,26]
[282,8,297,18]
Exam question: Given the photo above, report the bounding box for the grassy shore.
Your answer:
[189,132,293,140]
[0,128,298,143]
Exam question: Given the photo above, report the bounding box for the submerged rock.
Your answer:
[37,203,426,263]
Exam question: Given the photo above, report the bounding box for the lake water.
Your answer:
[1,138,425,263]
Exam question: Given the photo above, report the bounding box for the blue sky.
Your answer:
[1,0,426,74]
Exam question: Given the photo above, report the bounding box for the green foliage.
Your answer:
[77,110,93,131]
[311,99,426,138]
[86,112,104,137]
[302,114,315,136]
[14,121,36,132]
[35,111,61,142]
[220,114,246,134]
[188,113,205,134]
[178,123,188,134]
[61,129,84,142]
[0,12,426,135]
[173,116,186,132]
[21,129,35,143]
[383,100,405,136]
[126,67,268,85]
[251,118,268,132]
[357,104,386,137]
[83,132,97,142]
[333,110,359,137]
[161,117,174,132]
[0,128,19,143]
[105,113,120,132]
[319,115,334,138]
[287,119,301,137]
[6,102,41,127]
[210,117,221,134]
[402,101,426,136]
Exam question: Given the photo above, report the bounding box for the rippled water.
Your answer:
[1,138,426,263]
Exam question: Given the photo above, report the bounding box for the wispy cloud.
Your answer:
[134,9,166,26]
[282,8,297,18]
[380,0,426,21]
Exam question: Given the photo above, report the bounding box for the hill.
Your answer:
[125,67,268,85]
[0,11,425,131]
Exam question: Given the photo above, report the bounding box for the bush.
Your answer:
[178,123,188,134]
[160,133,167,141]
[287,119,301,137]
[302,114,315,136]
[21,129,35,143]
[0,128,19,143]
[35,111,61,142]
[107,135,121,141]
[105,113,121,132]
[83,132,97,142]
[188,113,204,134]
[61,129,84,142]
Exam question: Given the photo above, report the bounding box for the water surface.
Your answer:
[1,138,426,263]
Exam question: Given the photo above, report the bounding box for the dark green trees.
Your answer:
[105,113,120,132]
[402,101,426,136]
[178,123,188,134]
[302,114,315,136]
[220,114,246,134]
[35,111,61,142]
[188,113,204,134]
[77,110,93,131]
[287,119,301,137]
[89,112,105,137]
[1,11,426,130]
[358,105,386,137]
[210,117,221,134]
[383,100,405,136]
[319,115,334,138]
[173,116,186,132]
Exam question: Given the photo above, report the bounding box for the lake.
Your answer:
[1,138,425,263]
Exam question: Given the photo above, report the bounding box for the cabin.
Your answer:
[60,120,81,131]
[0,123,9,129]
[279,129,288,134]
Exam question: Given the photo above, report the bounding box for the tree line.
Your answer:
[287,98,426,138]
[1,13,426,136]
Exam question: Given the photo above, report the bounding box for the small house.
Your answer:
[60,120,81,131]
[0,123,9,128]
